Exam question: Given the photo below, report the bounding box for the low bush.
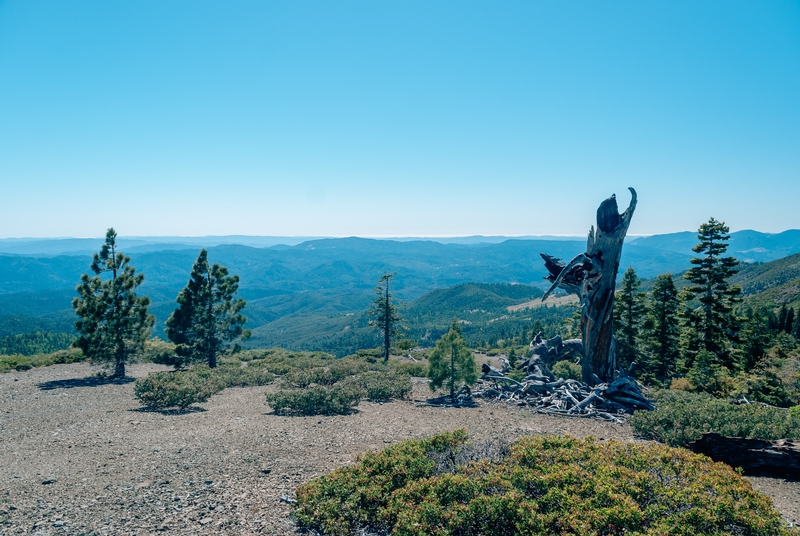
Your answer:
[134,370,217,410]
[387,360,428,377]
[266,383,363,415]
[282,360,374,388]
[551,359,581,380]
[295,430,790,536]
[243,348,335,375]
[209,361,275,388]
[134,361,274,410]
[631,389,800,447]
[142,337,184,368]
[506,368,526,381]
[344,371,412,402]
[0,347,85,373]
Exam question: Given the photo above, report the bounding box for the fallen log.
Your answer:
[688,433,800,478]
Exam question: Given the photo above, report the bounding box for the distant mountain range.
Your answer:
[627,229,800,264]
[0,230,798,349]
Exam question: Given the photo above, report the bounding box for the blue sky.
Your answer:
[1,1,798,238]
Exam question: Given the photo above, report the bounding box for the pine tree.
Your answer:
[739,308,772,370]
[785,307,795,336]
[777,304,789,333]
[795,309,800,340]
[369,273,402,363]
[613,267,646,371]
[681,218,741,371]
[641,273,680,385]
[428,319,477,401]
[72,228,154,378]
[165,249,250,368]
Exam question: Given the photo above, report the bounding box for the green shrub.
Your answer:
[344,371,412,402]
[551,359,581,380]
[245,348,335,375]
[506,368,526,381]
[209,361,275,388]
[266,383,363,415]
[789,405,800,418]
[282,360,375,388]
[133,361,274,410]
[142,337,184,368]
[295,429,467,534]
[631,389,800,447]
[134,370,217,410]
[295,431,790,536]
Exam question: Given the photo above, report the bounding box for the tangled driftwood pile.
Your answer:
[471,334,655,423]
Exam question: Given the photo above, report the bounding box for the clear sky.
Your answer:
[1,1,798,238]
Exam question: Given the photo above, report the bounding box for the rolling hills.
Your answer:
[1,231,799,356]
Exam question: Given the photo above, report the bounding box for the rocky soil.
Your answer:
[1,362,798,535]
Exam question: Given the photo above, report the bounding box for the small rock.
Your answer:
[52,520,65,527]
[260,469,271,475]
[199,517,213,525]
[41,479,58,485]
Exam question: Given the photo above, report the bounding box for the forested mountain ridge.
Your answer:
[1,233,800,355]
[245,283,572,356]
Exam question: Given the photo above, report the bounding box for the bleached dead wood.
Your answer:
[472,360,653,423]
[541,188,637,385]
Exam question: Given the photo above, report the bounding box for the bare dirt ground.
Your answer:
[1,362,798,535]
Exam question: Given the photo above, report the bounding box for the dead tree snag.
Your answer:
[541,188,637,385]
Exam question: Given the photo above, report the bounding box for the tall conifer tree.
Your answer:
[73,228,154,378]
[613,267,646,370]
[681,218,741,371]
[739,308,772,370]
[369,273,402,363]
[785,307,795,336]
[641,273,680,385]
[166,249,250,368]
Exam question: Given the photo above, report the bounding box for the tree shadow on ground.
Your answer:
[37,376,135,391]
[264,409,361,417]
[130,406,206,416]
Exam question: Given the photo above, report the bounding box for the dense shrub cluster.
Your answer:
[266,383,364,415]
[134,370,217,410]
[261,350,416,414]
[134,361,274,411]
[343,371,412,402]
[237,348,337,375]
[0,347,85,373]
[295,430,790,536]
[631,389,800,447]
[282,360,373,388]
[142,337,184,368]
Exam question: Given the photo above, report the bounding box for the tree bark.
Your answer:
[542,188,637,385]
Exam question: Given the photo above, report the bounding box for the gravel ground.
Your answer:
[1,362,797,535]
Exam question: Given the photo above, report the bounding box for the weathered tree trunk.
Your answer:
[689,433,800,478]
[541,188,637,385]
